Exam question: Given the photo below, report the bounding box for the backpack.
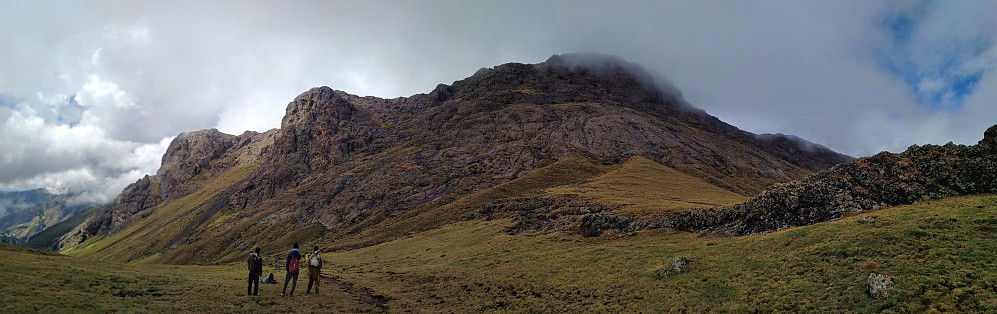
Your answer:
[309,252,321,267]
[289,255,299,273]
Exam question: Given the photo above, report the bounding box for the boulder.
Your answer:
[867,273,894,299]
[654,256,690,278]
[671,256,690,273]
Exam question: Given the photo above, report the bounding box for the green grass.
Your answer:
[4,194,997,312]
[0,243,380,313]
[321,194,997,312]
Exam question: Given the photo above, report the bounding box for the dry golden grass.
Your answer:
[547,156,748,216]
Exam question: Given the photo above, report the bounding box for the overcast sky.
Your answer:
[1,0,995,204]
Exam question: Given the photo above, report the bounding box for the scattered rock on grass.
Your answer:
[671,257,689,273]
[867,273,894,299]
[654,257,690,278]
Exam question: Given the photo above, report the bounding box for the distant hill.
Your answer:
[59,53,851,263]
[0,189,92,244]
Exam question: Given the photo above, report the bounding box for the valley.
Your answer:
[3,54,994,313]
[4,193,996,312]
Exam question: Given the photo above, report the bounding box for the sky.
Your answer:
[1,0,995,204]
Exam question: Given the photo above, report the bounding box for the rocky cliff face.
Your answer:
[59,53,853,257]
[675,124,997,235]
[225,53,850,232]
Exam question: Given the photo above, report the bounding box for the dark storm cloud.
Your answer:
[0,0,995,203]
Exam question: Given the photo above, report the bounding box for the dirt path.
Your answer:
[322,274,389,312]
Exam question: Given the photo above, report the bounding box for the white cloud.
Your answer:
[0,0,995,203]
[0,101,171,204]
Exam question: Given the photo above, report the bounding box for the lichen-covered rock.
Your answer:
[867,273,894,299]
[671,256,689,273]
[655,256,690,278]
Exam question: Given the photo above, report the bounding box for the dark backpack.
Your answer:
[289,255,299,273]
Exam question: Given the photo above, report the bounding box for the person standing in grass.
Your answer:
[281,243,302,297]
[305,246,322,295]
[247,247,263,296]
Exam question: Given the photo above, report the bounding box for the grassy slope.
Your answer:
[4,194,996,312]
[63,163,259,262]
[546,156,748,217]
[0,243,379,313]
[323,193,997,312]
[327,153,615,250]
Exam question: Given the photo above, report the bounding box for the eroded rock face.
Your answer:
[676,125,997,236]
[229,54,851,231]
[60,54,855,255]
[157,129,239,201]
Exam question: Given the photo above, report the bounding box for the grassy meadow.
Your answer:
[4,193,996,312]
[0,243,381,313]
[321,193,997,312]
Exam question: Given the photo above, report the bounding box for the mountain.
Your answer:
[0,189,55,220]
[0,189,92,244]
[59,53,851,263]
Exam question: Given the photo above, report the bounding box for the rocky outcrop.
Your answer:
[157,129,239,201]
[227,53,851,232]
[84,175,160,236]
[676,125,997,236]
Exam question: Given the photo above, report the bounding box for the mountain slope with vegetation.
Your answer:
[0,189,91,244]
[5,193,997,312]
[58,53,850,263]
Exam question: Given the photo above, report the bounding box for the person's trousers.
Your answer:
[248,273,260,295]
[307,266,321,294]
[283,271,299,295]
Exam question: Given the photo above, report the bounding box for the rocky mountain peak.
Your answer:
[982,124,997,148]
[282,86,363,129]
[157,128,238,201]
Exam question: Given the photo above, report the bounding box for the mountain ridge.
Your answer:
[58,53,851,262]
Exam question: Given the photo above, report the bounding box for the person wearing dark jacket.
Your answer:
[281,243,302,296]
[247,247,263,296]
